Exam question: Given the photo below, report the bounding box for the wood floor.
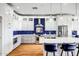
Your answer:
[8,44,43,56]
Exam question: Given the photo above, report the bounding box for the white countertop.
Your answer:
[39,37,79,43]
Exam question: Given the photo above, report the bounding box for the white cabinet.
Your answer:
[21,35,36,43]
[22,17,34,30]
[13,14,22,31]
[45,18,57,30]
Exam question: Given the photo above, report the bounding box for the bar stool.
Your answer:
[61,43,76,56]
[77,44,79,56]
[44,43,57,56]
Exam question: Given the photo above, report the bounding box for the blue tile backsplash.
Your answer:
[13,30,56,35]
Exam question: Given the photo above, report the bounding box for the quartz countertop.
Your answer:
[39,37,79,43]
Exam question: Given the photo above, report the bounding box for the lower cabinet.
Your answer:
[21,35,36,43]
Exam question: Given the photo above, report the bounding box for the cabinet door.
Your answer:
[22,18,34,31]
[27,18,34,30]
[13,14,20,31]
[21,35,36,43]
[22,18,28,30]
[45,18,56,30]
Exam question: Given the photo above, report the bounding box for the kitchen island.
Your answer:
[39,37,79,43]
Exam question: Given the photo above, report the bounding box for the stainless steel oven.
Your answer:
[13,37,18,45]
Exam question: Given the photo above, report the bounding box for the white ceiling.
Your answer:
[12,3,51,14]
[11,3,79,15]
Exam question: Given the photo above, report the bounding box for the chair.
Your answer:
[44,43,57,56]
[61,43,76,56]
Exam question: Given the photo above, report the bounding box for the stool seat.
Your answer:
[61,43,76,56]
[44,43,57,52]
[62,44,76,51]
[44,43,57,56]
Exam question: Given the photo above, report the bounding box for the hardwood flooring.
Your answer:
[8,44,43,56]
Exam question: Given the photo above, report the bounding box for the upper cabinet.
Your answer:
[22,17,34,30]
[45,17,57,30]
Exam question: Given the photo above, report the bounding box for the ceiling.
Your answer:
[7,3,79,15]
[11,3,51,14]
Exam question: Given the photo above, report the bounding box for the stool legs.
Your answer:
[66,52,74,56]
[53,52,55,56]
[77,49,79,56]
[46,52,56,56]
[46,52,48,56]
[71,51,74,56]
[77,44,79,56]
[61,50,63,56]
[61,51,74,56]
[67,52,69,56]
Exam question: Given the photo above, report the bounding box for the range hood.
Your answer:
[36,18,43,33]
[36,18,43,27]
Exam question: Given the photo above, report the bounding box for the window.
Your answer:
[23,18,27,21]
[29,18,33,21]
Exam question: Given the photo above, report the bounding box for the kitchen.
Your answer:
[0,3,79,56]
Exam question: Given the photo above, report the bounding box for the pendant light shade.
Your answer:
[74,3,78,20]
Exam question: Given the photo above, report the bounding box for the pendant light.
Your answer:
[50,3,52,21]
[50,3,56,21]
[59,3,63,20]
[74,3,78,20]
